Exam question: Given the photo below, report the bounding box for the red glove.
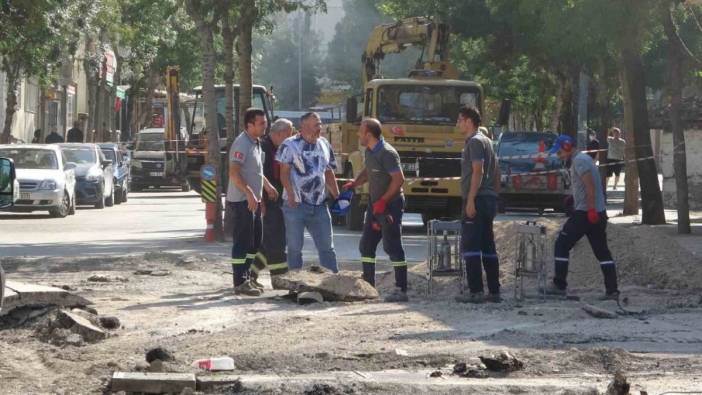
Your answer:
[587,208,600,224]
[372,198,387,215]
[342,181,356,191]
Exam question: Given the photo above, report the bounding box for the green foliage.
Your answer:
[254,15,322,109]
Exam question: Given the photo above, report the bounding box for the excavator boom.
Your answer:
[362,16,458,86]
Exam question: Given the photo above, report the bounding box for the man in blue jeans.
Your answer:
[455,106,502,304]
[277,112,340,272]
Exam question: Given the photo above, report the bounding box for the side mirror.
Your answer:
[126,142,135,150]
[0,157,16,209]
[65,162,77,171]
[346,97,358,123]
[497,99,512,127]
[102,159,113,169]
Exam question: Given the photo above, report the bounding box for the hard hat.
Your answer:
[330,190,354,216]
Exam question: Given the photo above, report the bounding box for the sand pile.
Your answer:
[377,219,701,298]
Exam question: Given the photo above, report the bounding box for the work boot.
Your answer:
[234,280,262,296]
[598,290,620,301]
[384,289,409,303]
[540,282,567,296]
[455,292,484,304]
[485,293,503,303]
[250,277,265,291]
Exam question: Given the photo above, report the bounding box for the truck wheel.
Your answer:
[181,181,191,192]
[346,194,364,231]
[68,194,76,215]
[122,187,128,203]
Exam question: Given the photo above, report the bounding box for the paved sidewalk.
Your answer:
[604,175,702,258]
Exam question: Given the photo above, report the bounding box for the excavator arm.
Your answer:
[362,16,459,87]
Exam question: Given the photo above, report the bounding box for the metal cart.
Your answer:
[514,221,548,300]
[427,219,465,295]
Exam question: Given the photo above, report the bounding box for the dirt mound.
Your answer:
[377,219,701,298]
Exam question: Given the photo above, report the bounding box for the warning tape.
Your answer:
[200,180,217,203]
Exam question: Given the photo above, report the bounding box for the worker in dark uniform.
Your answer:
[250,118,294,287]
[456,106,502,304]
[227,108,279,296]
[544,135,619,299]
[343,118,408,302]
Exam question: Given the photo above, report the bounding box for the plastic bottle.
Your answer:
[191,356,235,371]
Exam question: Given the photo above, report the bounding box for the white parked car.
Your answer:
[0,144,77,217]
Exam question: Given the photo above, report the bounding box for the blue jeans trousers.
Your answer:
[282,202,338,273]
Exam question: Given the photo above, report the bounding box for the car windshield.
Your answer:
[62,147,97,164]
[0,148,59,169]
[101,149,117,162]
[136,133,164,151]
[498,134,556,158]
[377,85,480,125]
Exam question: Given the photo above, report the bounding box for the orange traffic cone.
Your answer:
[204,202,217,242]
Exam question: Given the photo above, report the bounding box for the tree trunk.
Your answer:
[619,68,640,215]
[663,5,691,234]
[222,18,237,143]
[619,45,666,225]
[1,64,20,144]
[550,74,567,131]
[236,0,256,133]
[189,7,224,240]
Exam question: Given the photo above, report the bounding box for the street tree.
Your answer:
[0,0,72,143]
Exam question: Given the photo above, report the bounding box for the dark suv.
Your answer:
[496,132,570,214]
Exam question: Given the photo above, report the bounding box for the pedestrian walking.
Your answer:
[227,108,279,296]
[606,127,626,190]
[250,118,294,288]
[343,118,408,302]
[543,135,620,299]
[278,112,340,273]
[455,106,502,304]
[45,130,64,144]
[66,121,84,143]
[31,129,42,143]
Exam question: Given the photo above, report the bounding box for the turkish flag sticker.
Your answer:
[233,151,245,161]
[391,126,404,136]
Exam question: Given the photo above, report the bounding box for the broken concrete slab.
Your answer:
[57,309,106,343]
[111,372,196,393]
[1,281,92,317]
[298,291,323,304]
[479,351,524,373]
[272,270,378,302]
[583,304,618,319]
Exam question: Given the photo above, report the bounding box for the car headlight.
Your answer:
[38,180,58,190]
[86,168,102,182]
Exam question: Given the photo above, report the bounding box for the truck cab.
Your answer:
[183,85,274,193]
[329,78,483,228]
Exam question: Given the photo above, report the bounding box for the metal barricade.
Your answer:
[427,219,465,295]
[514,221,548,300]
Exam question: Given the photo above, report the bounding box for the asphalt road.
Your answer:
[0,189,569,261]
[0,190,431,261]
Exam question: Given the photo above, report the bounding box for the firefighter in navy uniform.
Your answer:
[227,108,279,296]
[250,119,294,287]
[343,118,408,302]
[544,135,620,299]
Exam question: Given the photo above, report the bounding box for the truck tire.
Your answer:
[181,181,191,192]
[346,194,364,231]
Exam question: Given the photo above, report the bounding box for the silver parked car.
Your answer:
[0,144,77,217]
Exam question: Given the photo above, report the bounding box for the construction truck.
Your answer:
[327,17,486,230]
[183,85,275,194]
[128,67,192,192]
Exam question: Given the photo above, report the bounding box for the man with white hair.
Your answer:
[250,118,294,288]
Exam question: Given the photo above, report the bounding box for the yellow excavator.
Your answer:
[328,17,485,229]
